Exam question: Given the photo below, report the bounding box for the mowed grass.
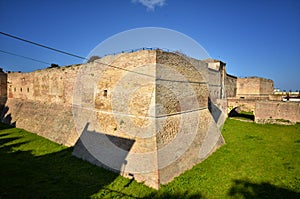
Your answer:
[0,119,299,198]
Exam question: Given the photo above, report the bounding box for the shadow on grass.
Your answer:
[0,106,16,128]
[0,122,14,130]
[229,179,300,199]
[145,191,204,199]
[0,132,122,199]
[0,124,205,198]
[228,108,254,121]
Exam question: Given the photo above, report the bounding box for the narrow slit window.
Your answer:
[27,88,29,92]
[14,87,16,92]
[20,88,22,92]
[103,89,108,97]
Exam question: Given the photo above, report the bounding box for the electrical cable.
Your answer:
[0,49,51,65]
[0,31,155,78]
[0,31,201,82]
[0,31,85,60]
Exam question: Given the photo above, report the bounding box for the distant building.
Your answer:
[236,77,274,99]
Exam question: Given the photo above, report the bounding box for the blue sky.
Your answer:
[0,0,299,90]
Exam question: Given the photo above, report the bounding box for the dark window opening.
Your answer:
[103,89,108,97]
[27,88,29,92]
[20,88,22,92]
[14,87,16,92]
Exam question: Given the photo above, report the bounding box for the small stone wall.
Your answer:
[227,98,257,113]
[255,101,300,124]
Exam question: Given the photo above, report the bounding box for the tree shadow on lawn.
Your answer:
[229,179,300,199]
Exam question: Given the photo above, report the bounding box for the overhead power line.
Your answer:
[0,49,51,65]
[0,32,198,79]
[0,31,155,78]
[0,31,195,80]
[0,31,86,60]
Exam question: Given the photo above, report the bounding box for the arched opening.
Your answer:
[228,107,254,121]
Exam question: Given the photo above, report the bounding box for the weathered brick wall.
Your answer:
[225,74,237,97]
[3,64,84,146]
[236,77,273,99]
[260,78,274,95]
[227,98,257,113]
[269,94,283,101]
[208,68,222,102]
[7,65,81,104]
[156,51,209,110]
[155,51,224,185]
[186,57,209,81]
[3,98,78,146]
[0,71,7,118]
[237,78,261,97]
[158,109,224,184]
[255,101,300,124]
[0,70,7,98]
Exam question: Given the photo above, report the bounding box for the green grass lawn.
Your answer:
[0,119,299,199]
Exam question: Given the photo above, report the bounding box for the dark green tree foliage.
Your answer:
[48,63,59,68]
[87,56,101,63]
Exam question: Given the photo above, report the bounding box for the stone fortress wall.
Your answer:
[204,59,225,101]
[228,76,300,124]
[1,65,82,146]
[255,101,300,124]
[0,50,231,189]
[236,77,274,99]
[225,74,237,97]
[0,70,7,107]
[0,51,235,146]
[0,49,298,189]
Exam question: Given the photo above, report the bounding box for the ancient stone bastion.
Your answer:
[0,49,299,189]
